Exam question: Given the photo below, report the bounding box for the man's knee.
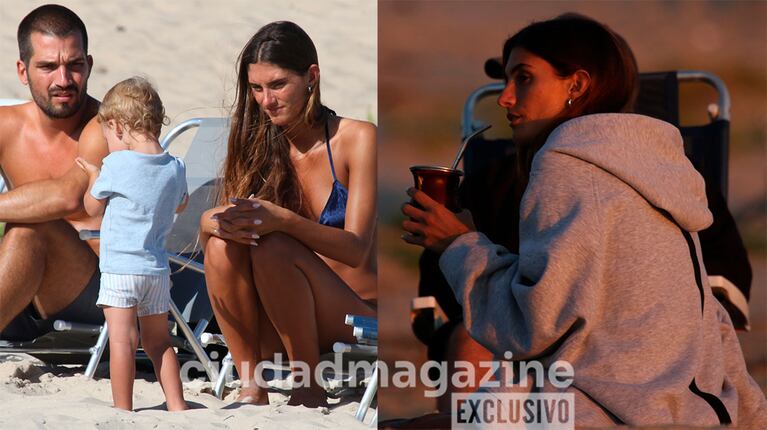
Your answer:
[2,223,50,249]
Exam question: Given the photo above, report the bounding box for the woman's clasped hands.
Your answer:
[209,196,291,246]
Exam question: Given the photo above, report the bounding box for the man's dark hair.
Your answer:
[17,4,88,65]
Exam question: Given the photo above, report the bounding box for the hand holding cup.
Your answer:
[401,187,475,253]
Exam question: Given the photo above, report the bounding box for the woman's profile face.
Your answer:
[248,62,311,126]
[497,48,573,144]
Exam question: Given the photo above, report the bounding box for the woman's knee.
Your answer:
[249,232,299,266]
[204,235,249,272]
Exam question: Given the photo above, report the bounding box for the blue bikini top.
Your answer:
[317,120,348,229]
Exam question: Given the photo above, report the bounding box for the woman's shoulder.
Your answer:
[335,116,376,139]
[332,116,376,151]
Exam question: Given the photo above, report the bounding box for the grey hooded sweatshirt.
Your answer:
[440,114,767,428]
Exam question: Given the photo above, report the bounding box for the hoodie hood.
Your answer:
[543,113,712,232]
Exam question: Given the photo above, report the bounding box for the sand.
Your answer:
[0,353,373,429]
[0,1,376,428]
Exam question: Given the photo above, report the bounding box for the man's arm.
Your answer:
[0,118,108,223]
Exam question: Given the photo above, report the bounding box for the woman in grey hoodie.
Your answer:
[402,14,767,428]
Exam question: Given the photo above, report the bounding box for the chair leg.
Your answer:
[85,322,109,379]
[214,351,233,399]
[355,362,378,421]
[168,301,219,384]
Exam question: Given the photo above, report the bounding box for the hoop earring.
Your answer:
[567,98,573,107]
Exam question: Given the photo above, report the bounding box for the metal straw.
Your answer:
[451,124,492,170]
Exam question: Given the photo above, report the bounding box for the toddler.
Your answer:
[77,76,188,411]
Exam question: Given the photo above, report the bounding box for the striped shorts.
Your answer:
[96,273,171,317]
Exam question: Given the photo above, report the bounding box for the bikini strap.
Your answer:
[324,118,338,182]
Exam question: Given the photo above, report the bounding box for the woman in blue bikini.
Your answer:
[199,21,376,408]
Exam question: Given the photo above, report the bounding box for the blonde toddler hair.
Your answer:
[98,76,167,138]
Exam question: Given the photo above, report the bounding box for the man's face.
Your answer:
[17,32,92,119]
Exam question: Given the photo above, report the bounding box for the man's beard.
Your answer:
[29,80,87,119]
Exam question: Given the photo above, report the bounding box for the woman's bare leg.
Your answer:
[249,232,375,407]
[438,323,494,413]
[204,236,281,404]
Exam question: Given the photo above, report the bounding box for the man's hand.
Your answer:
[401,187,475,253]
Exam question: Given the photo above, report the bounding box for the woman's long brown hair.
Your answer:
[221,21,329,214]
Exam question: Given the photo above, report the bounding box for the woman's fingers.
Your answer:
[406,187,438,210]
[211,226,259,246]
[400,188,473,253]
[401,219,424,237]
[401,232,424,246]
[219,205,258,221]
[218,218,261,240]
[401,201,425,222]
[229,197,262,209]
[228,215,263,228]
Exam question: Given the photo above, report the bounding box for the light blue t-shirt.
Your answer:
[91,150,187,275]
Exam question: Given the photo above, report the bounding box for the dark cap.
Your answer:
[484,56,505,80]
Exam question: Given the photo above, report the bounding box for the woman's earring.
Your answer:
[567,97,573,107]
[307,85,313,93]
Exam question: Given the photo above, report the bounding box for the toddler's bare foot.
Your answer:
[167,400,189,411]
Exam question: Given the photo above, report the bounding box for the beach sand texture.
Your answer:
[0,353,370,429]
[0,1,376,428]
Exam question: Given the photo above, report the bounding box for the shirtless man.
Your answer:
[0,5,108,340]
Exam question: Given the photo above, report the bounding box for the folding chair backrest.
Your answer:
[633,71,730,201]
[160,118,230,323]
[161,118,229,254]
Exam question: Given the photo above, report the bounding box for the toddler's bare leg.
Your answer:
[139,313,188,411]
[103,306,139,411]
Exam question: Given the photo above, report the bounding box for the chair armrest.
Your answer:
[79,229,100,240]
[709,275,751,331]
[410,296,449,345]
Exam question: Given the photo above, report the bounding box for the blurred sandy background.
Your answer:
[378,0,767,421]
[0,1,376,428]
[0,0,377,130]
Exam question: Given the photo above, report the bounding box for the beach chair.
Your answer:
[334,314,378,426]
[412,70,753,352]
